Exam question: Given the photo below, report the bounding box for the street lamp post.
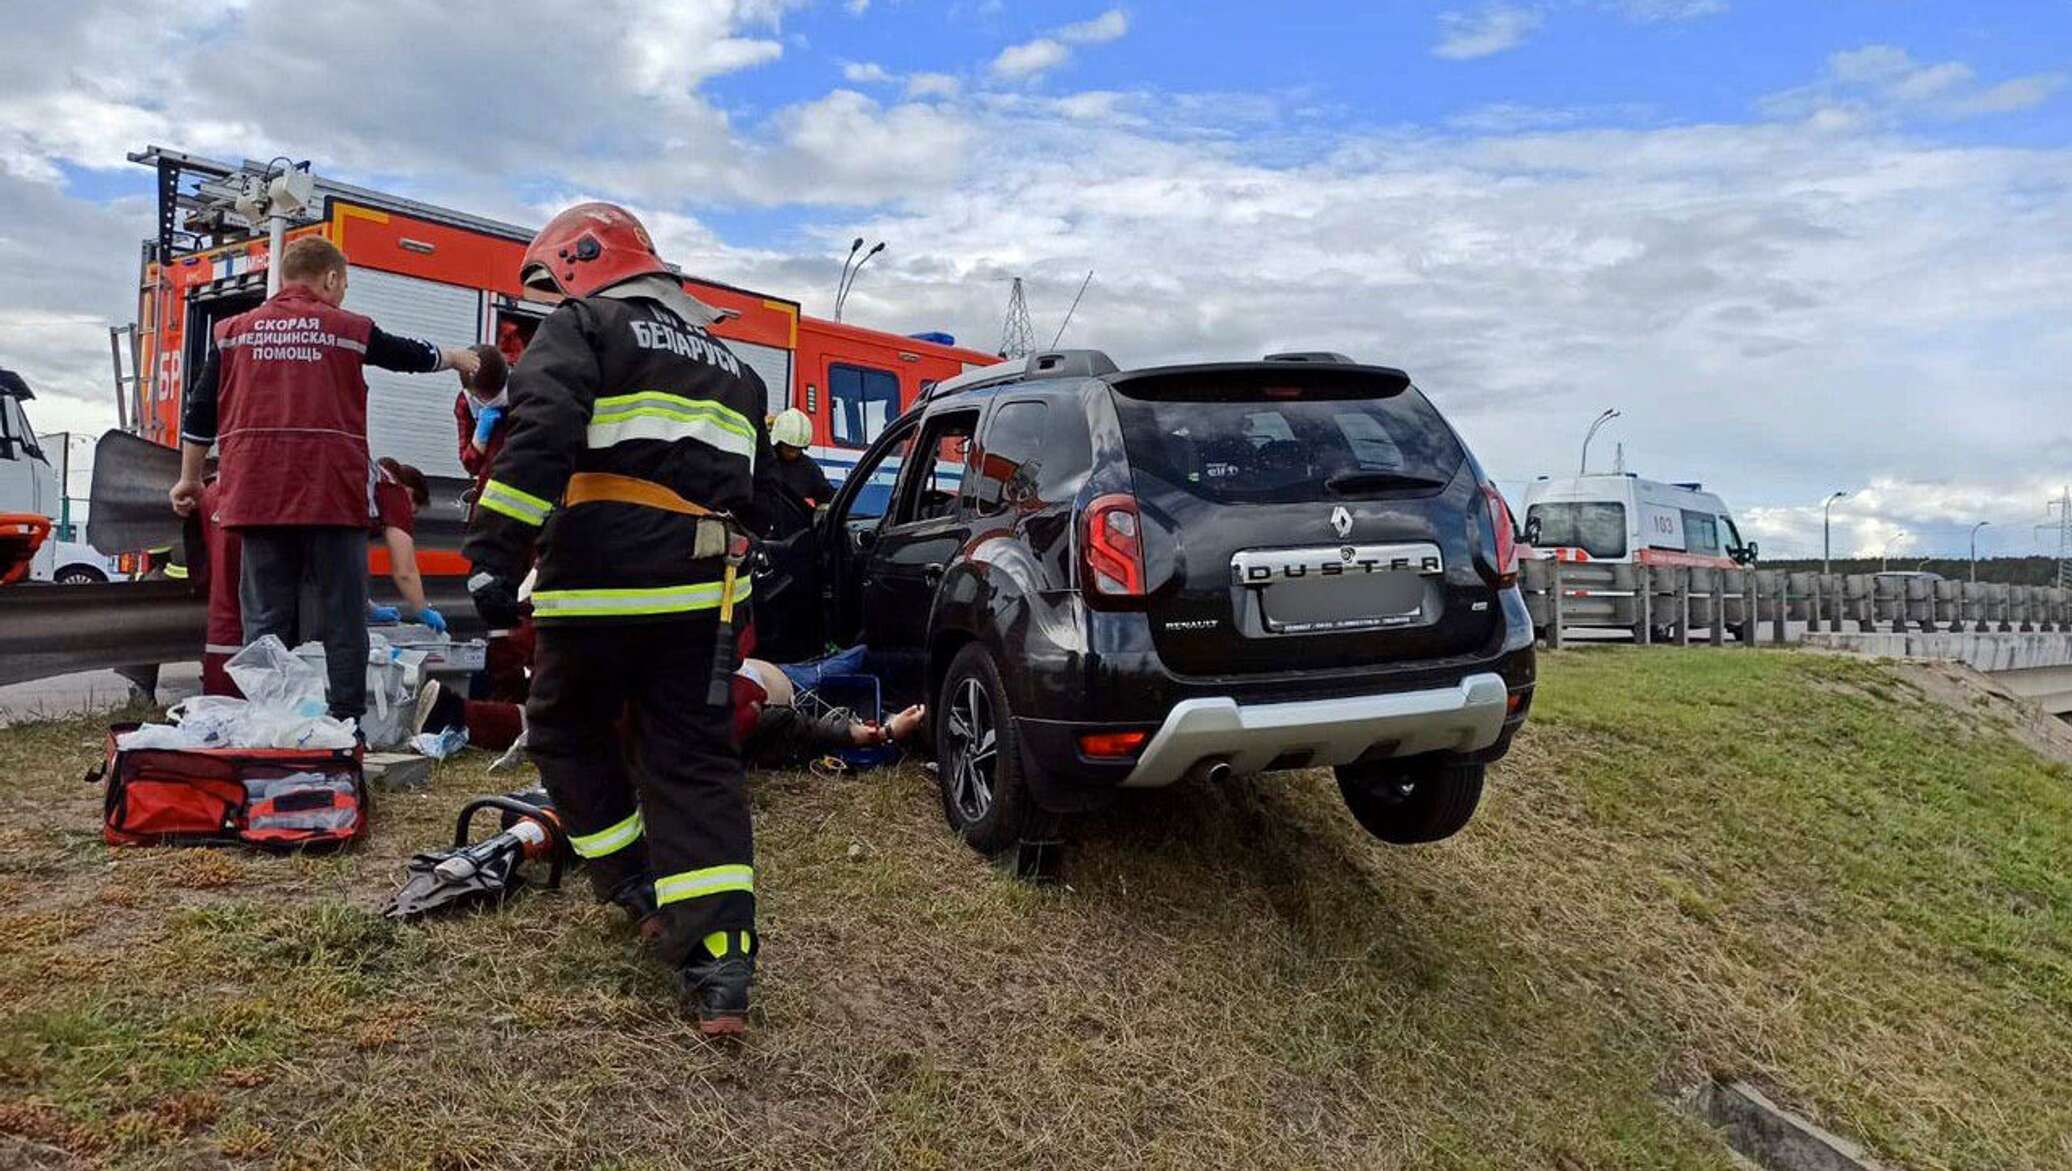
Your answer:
[1822,491,1849,574]
[1882,531,1908,572]
[833,237,864,316]
[1970,521,1991,583]
[836,241,886,322]
[1579,408,1620,476]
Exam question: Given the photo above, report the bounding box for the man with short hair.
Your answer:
[171,235,479,724]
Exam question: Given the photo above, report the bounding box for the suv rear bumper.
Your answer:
[1118,672,1511,788]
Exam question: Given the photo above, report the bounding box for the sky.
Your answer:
[0,0,2069,559]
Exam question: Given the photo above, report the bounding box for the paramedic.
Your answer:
[367,458,446,634]
[170,236,479,724]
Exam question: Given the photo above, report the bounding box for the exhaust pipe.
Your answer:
[1188,760,1233,785]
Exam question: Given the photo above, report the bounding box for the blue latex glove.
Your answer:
[367,604,401,623]
[414,606,448,634]
[472,406,505,447]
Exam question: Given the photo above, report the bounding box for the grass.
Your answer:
[1,649,2069,1169]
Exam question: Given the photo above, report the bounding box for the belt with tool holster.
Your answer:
[562,472,751,706]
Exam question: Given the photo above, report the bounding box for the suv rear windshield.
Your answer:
[1110,376,1464,504]
[1526,502,1626,558]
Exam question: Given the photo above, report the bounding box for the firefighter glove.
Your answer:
[468,571,524,629]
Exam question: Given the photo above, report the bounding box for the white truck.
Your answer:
[1521,473,1756,569]
[1,370,122,584]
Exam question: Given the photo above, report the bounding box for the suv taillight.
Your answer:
[1480,484,1519,587]
[1081,493,1146,600]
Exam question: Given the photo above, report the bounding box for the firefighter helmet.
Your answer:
[770,408,812,450]
[520,202,671,298]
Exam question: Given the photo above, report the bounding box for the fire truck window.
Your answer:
[830,363,900,448]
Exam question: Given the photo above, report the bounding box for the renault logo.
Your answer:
[1330,506,1353,538]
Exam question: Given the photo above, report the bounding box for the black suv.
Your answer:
[786,350,1535,855]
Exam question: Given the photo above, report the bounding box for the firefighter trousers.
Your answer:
[526,616,752,969]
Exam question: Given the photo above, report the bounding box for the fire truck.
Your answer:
[120,147,998,568]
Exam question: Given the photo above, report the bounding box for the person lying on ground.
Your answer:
[410,656,925,764]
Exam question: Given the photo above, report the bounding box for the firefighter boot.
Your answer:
[679,931,755,1037]
[603,873,663,942]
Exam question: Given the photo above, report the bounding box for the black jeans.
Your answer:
[237,525,369,722]
[527,617,752,968]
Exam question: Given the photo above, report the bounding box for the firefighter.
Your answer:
[461,203,779,1036]
[171,235,480,725]
[768,407,832,507]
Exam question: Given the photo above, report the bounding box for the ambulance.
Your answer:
[1521,473,1757,568]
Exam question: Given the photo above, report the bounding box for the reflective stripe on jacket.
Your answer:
[461,290,780,623]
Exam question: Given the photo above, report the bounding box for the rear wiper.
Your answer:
[1325,470,1444,495]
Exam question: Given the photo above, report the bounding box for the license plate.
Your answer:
[1231,543,1443,634]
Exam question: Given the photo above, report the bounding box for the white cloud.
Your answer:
[2,9,2070,559]
[1948,75,2065,116]
[1616,0,1726,21]
[990,38,1070,81]
[1433,4,1544,61]
[1765,44,2065,123]
[988,8,1129,82]
[1057,9,1129,44]
[845,0,869,12]
[843,61,895,84]
[906,72,962,99]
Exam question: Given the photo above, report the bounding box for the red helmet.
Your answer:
[520,202,671,298]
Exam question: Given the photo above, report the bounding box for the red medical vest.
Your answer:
[212,288,377,529]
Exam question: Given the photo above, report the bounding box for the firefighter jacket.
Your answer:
[462,289,778,624]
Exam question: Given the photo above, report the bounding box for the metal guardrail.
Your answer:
[1521,562,2072,649]
[0,577,485,688]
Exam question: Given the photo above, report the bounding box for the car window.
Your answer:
[1112,383,1463,505]
[970,400,1048,516]
[891,411,977,528]
[842,428,915,524]
[1681,509,1720,556]
[1720,515,1743,548]
[829,363,901,449]
[1525,502,1627,558]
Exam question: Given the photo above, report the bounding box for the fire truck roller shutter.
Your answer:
[343,266,482,480]
[727,338,793,417]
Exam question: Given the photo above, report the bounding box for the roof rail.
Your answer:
[925,348,1119,401]
[1263,351,1357,364]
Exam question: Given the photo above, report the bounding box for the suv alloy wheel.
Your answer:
[936,643,1037,854]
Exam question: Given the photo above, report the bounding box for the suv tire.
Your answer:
[55,566,106,585]
[936,643,1037,855]
[1334,758,1485,844]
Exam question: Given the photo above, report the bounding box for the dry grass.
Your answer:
[0,649,2067,1169]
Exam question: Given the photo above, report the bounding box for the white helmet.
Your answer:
[770,407,812,450]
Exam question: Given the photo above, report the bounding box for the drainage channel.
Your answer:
[1682,1080,1896,1171]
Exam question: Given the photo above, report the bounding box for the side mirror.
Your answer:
[1522,516,1542,546]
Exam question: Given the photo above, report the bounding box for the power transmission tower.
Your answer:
[998,277,1035,359]
[2036,487,2072,588]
